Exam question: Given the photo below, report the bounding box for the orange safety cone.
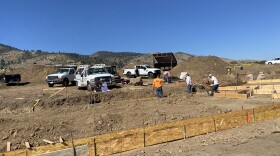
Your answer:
[247,113,251,122]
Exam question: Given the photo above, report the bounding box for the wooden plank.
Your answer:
[48,88,65,98]
[186,119,216,137]
[95,128,144,156]
[6,142,11,152]
[253,89,276,95]
[215,114,247,131]
[214,92,248,99]
[145,127,184,146]
[43,139,54,144]
[2,104,280,156]
[219,86,252,91]
[247,79,280,84]
[272,93,280,99]
[255,109,280,121]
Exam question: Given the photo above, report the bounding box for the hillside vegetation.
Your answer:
[0,44,193,68]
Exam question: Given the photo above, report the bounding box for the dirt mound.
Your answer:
[240,64,280,80]
[171,56,232,85]
[6,65,56,84]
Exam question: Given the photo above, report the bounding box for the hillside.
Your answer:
[1,44,195,69]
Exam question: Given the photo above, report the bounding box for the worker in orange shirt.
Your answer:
[152,74,165,98]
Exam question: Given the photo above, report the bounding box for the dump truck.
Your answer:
[0,74,21,85]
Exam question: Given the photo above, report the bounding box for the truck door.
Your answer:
[138,66,147,75]
[69,69,75,81]
[75,68,85,82]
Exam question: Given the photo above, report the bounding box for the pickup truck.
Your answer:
[46,67,76,87]
[265,58,280,65]
[75,66,116,91]
[0,74,21,85]
[123,65,161,79]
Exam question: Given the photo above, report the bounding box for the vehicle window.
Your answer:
[104,67,117,75]
[145,65,152,68]
[56,68,69,74]
[69,69,75,74]
[76,68,84,74]
[88,68,107,75]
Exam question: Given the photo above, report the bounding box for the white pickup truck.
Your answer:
[123,65,161,79]
[265,58,280,65]
[75,66,116,91]
[46,67,76,87]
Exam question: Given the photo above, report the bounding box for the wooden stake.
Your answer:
[253,108,256,122]
[59,136,64,143]
[213,117,217,132]
[183,125,187,139]
[93,138,97,156]
[7,142,11,152]
[25,142,30,149]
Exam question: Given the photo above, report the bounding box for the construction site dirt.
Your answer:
[1,80,280,154]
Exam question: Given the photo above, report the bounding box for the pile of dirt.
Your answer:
[6,65,56,84]
[238,64,280,80]
[171,56,234,85]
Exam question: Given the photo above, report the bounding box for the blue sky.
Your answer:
[0,0,280,60]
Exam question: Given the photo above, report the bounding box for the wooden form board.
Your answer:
[253,89,275,95]
[2,104,280,156]
[214,91,249,99]
[219,86,253,91]
[272,93,280,99]
[247,79,280,84]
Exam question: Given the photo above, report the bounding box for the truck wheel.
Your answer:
[126,72,132,78]
[268,62,272,65]
[148,72,154,79]
[87,82,92,91]
[48,83,54,87]
[62,78,69,86]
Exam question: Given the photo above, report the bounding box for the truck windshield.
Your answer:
[55,68,69,74]
[104,67,117,75]
[145,65,152,68]
[88,68,107,75]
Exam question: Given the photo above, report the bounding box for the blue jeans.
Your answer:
[187,85,192,95]
[210,84,219,96]
[164,75,169,83]
[155,87,163,98]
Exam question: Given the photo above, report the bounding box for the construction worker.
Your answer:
[186,73,192,95]
[208,74,219,96]
[163,69,171,84]
[152,74,165,98]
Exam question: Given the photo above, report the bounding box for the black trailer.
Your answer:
[153,53,177,69]
[0,74,21,85]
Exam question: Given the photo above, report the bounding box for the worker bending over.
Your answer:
[208,74,219,96]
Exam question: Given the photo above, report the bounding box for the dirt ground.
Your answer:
[1,79,280,154]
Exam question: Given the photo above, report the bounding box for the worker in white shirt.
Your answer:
[163,69,171,84]
[208,74,219,96]
[186,73,192,95]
